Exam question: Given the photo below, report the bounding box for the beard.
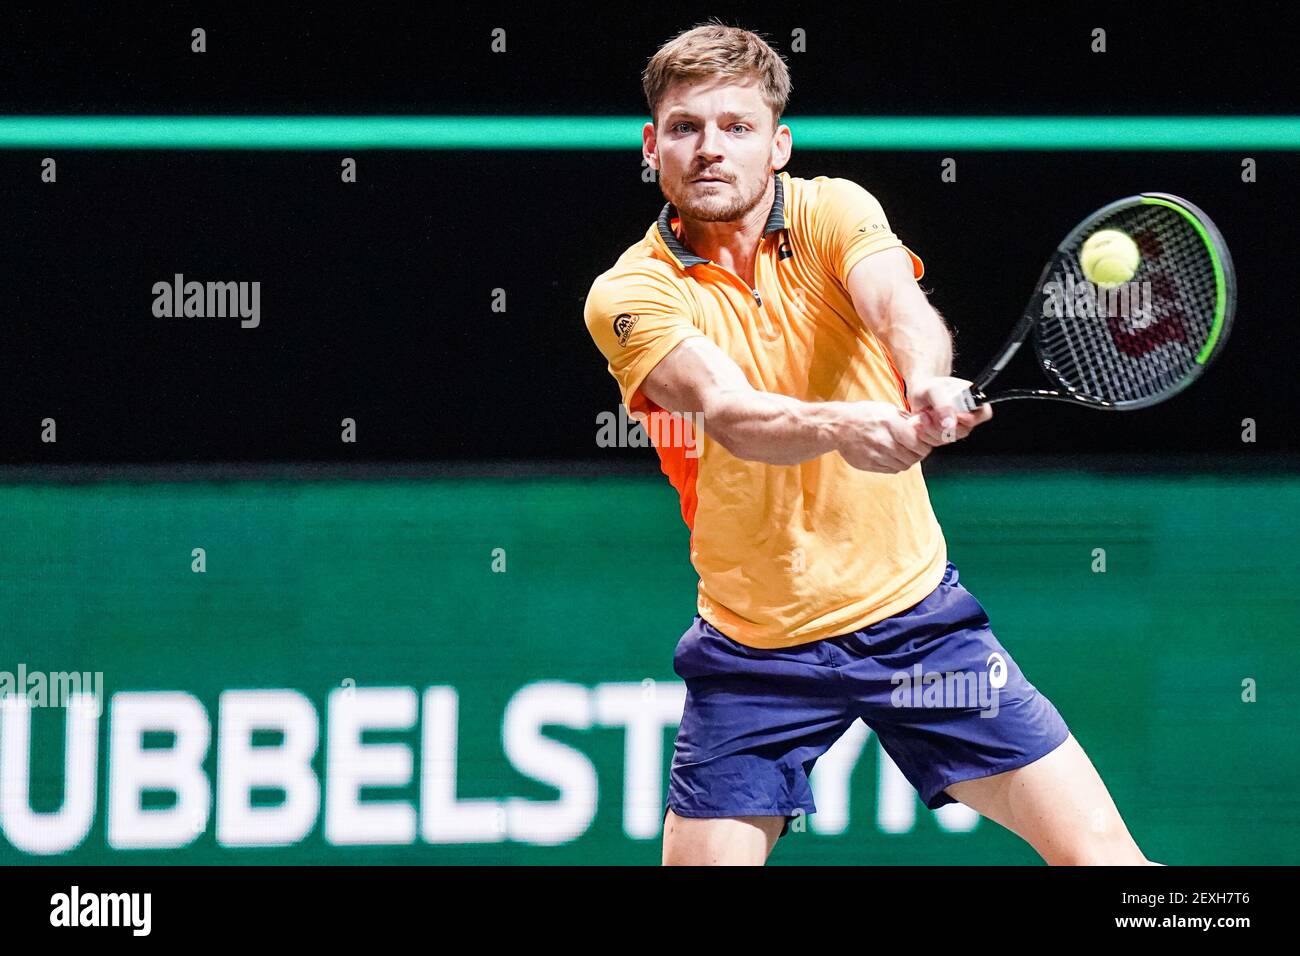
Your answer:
[660,164,770,223]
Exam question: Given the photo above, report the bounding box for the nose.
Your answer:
[696,122,726,162]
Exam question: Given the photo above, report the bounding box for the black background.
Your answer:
[1,3,1297,466]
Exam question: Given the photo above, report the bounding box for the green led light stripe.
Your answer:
[0,115,1298,150]
[0,116,636,150]
[1141,196,1227,364]
[787,116,1300,150]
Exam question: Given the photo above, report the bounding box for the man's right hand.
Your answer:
[835,400,945,474]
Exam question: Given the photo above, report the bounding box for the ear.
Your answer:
[770,123,793,170]
[642,121,659,170]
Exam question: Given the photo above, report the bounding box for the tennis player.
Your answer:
[583,22,1158,866]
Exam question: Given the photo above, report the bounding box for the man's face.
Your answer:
[645,74,789,223]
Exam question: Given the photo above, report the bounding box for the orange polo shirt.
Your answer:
[583,170,947,649]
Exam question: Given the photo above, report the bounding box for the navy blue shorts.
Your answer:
[665,562,1070,837]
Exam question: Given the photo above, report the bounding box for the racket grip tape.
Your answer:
[955,387,986,412]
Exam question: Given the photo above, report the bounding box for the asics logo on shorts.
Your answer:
[986,652,1008,689]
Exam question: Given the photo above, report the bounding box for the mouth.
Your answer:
[692,176,730,184]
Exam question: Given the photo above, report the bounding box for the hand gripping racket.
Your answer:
[955,193,1235,412]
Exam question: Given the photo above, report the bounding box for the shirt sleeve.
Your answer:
[583,266,706,417]
[810,177,925,288]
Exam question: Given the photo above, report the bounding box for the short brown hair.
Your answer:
[643,20,792,128]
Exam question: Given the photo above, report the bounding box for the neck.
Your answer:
[675,175,776,287]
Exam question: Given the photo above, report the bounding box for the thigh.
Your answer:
[945,732,1148,865]
[662,809,785,865]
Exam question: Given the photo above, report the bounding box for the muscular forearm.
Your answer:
[704,389,852,466]
[630,288,946,469]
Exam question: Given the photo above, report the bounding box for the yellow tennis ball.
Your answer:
[1080,229,1141,286]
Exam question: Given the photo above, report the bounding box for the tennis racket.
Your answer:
[955,192,1235,412]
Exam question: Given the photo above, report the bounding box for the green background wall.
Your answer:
[1,472,1296,864]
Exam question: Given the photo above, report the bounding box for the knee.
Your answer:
[661,810,776,865]
[1050,837,1150,866]
[662,841,764,866]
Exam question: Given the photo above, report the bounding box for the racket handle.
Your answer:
[955,386,986,412]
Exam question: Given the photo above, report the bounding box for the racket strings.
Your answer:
[1034,205,1219,405]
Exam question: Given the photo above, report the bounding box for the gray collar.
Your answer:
[656,172,785,268]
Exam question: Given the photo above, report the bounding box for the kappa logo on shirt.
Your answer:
[613,312,640,347]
